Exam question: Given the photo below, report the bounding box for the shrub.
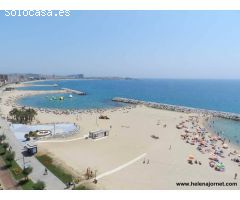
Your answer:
[0,134,6,143]
[32,180,46,190]
[5,151,15,167]
[2,142,9,150]
[1,142,9,154]
[22,167,33,180]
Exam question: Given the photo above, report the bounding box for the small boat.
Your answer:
[59,96,64,100]
[69,94,73,98]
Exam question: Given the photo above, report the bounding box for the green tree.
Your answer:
[5,151,15,167]
[9,108,37,124]
[24,133,30,141]
[32,180,46,190]
[22,166,33,180]
[0,134,6,143]
[9,108,18,122]
[2,142,9,154]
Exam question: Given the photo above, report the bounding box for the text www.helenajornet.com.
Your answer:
[176,181,238,188]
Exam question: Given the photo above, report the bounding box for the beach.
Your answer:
[0,83,240,189]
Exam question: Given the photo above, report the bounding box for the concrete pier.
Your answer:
[62,88,86,95]
[112,97,240,121]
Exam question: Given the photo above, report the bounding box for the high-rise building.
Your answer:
[0,74,8,86]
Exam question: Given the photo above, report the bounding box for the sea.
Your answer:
[17,79,240,146]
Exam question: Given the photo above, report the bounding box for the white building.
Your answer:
[89,130,109,139]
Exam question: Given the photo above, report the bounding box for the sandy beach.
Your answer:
[0,84,240,189]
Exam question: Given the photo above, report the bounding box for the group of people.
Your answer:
[177,115,239,176]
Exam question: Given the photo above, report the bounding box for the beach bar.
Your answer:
[24,143,37,155]
[89,130,109,139]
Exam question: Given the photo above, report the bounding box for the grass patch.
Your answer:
[0,144,5,155]
[7,159,24,180]
[36,154,73,183]
[18,179,35,190]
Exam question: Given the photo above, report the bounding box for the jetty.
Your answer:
[24,84,58,87]
[62,88,86,95]
[112,97,240,121]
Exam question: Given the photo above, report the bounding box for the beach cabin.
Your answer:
[24,143,37,155]
[89,130,109,139]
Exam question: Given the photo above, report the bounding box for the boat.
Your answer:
[69,94,73,98]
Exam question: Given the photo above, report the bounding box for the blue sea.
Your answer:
[18,79,240,112]
[17,79,240,146]
[207,118,240,146]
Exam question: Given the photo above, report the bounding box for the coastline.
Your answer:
[1,83,240,189]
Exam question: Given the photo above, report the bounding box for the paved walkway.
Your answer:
[96,153,146,180]
[0,117,66,190]
[37,135,87,143]
[0,157,20,190]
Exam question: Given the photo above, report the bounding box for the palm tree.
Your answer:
[9,108,37,124]
[9,108,18,121]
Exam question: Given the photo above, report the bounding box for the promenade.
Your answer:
[0,117,66,190]
[0,157,20,190]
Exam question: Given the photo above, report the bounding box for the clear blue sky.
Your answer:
[1,10,240,78]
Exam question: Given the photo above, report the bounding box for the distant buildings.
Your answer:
[7,74,41,83]
[67,74,84,79]
[0,73,49,86]
[0,73,133,86]
[0,74,8,86]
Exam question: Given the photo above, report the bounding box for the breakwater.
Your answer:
[112,97,240,121]
[62,88,86,95]
[26,84,58,87]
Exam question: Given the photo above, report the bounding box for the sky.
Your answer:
[0,10,240,79]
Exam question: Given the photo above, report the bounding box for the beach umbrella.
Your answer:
[216,162,225,170]
[188,155,195,160]
[223,144,228,149]
[209,154,218,161]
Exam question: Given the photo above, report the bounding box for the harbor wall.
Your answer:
[61,87,86,95]
[112,97,240,121]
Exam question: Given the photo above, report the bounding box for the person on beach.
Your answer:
[169,145,172,150]
[234,173,237,180]
[44,168,48,175]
